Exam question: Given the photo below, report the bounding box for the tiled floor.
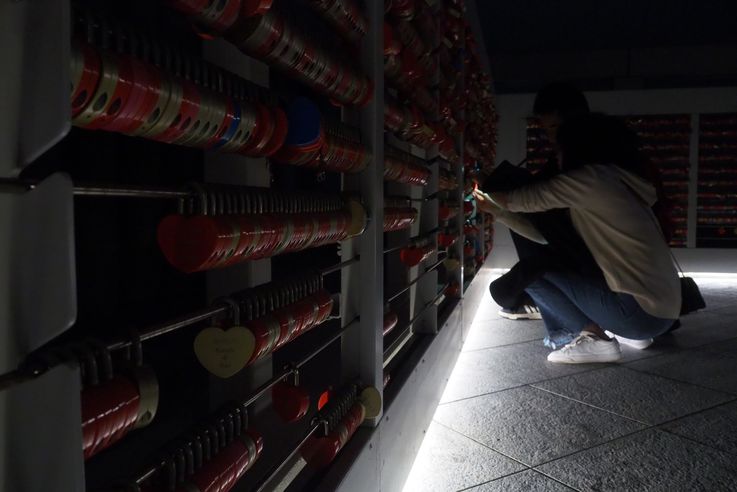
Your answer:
[403,276,737,491]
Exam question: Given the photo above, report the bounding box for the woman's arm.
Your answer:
[473,189,547,244]
[503,166,596,213]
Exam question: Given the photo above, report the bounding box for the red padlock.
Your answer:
[157,215,239,273]
[239,103,275,156]
[246,290,334,364]
[99,58,155,133]
[72,51,135,130]
[400,244,434,267]
[179,90,227,148]
[116,63,167,135]
[445,282,461,298]
[174,431,263,492]
[305,402,365,468]
[220,100,260,153]
[81,367,158,460]
[70,42,102,117]
[203,97,238,149]
[141,74,185,141]
[218,215,257,268]
[257,106,289,156]
[438,232,458,248]
[271,382,310,423]
[308,0,367,43]
[384,207,418,232]
[383,311,399,336]
[227,9,284,58]
[438,205,453,222]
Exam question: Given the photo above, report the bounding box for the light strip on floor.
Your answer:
[684,272,737,279]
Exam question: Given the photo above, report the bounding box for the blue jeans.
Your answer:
[525,271,675,349]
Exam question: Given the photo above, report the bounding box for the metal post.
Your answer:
[456,19,467,295]
[414,14,441,335]
[341,0,384,424]
[688,113,700,248]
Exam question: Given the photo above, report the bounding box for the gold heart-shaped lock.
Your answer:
[194,326,256,378]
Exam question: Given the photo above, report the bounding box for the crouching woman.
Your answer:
[474,114,680,363]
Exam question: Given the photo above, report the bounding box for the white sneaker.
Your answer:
[604,331,654,350]
[547,331,621,364]
[498,305,542,320]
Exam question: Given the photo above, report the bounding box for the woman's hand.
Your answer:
[472,189,496,215]
[473,189,508,214]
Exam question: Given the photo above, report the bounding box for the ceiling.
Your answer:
[473,0,737,93]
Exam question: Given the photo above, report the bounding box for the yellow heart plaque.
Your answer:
[359,386,382,419]
[194,326,256,378]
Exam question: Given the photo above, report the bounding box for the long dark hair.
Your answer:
[556,113,674,240]
[556,113,648,178]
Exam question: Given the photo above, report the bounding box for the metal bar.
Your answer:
[385,194,431,203]
[73,184,189,199]
[296,317,358,370]
[0,303,229,393]
[383,227,441,254]
[385,258,445,303]
[0,286,356,392]
[318,256,360,276]
[132,317,359,486]
[239,317,359,408]
[240,365,294,409]
[383,287,447,366]
[107,305,229,351]
[383,327,413,368]
[134,464,161,486]
[0,368,39,393]
[253,420,323,492]
[0,177,37,193]
[383,244,405,255]
[0,177,190,199]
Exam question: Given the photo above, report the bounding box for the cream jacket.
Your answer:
[504,164,681,319]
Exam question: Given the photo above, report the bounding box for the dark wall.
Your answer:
[474,0,737,93]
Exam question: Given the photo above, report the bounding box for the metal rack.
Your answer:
[0,1,495,490]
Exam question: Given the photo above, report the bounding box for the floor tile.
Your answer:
[472,311,503,324]
[615,339,678,363]
[626,344,737,395]
[470,295,503,324]
[710,338,737,351]
[464,470,573,491]
[661,401,737,456]
[402,422,524,492]
[654,310,737,349]
[435,386,645,466]
[533,366,734,425]
[697,279,737,313]
[463,317,544,352]
[439,341,602,403]
[537,429,737,491]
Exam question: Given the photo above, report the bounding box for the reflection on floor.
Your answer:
[403,276,737,491]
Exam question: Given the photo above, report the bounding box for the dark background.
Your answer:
[474,0,737,93]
